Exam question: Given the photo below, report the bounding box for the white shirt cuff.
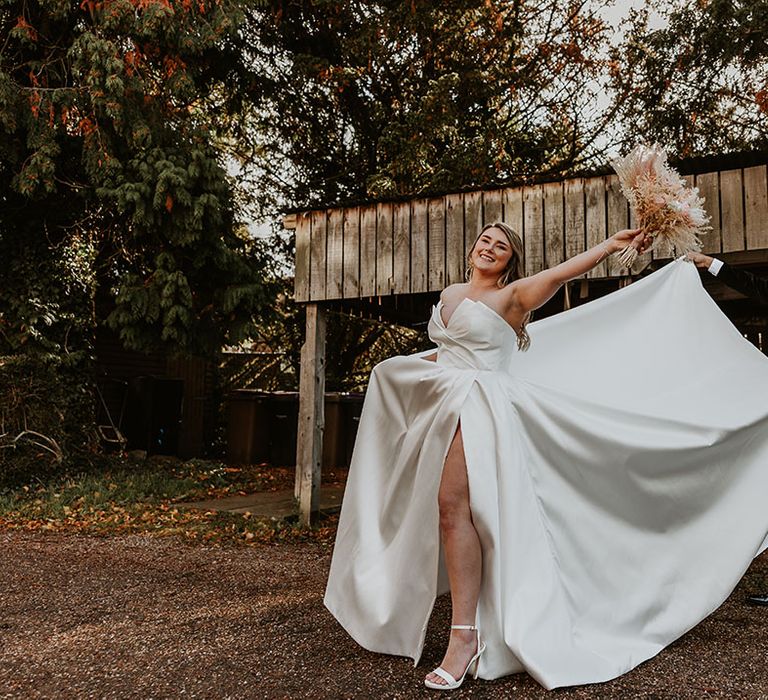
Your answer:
[708,258,724,276]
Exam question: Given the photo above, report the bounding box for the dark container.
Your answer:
[225,390,364,468]
[269,392,300,467]
[226,390,272,464]
[123,376,184,455]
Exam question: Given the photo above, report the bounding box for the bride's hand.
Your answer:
[609,228,651,255]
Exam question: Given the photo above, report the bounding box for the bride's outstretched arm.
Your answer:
[511,229,649,313]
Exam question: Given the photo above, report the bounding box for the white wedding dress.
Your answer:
[323,258,768,689]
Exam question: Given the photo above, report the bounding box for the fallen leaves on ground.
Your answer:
[0,456,341,546]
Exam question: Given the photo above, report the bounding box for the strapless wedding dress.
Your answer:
[323,258,768,689]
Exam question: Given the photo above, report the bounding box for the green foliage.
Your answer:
[612,0,768,157]
[0,354,97,486]
[0,0,273,357]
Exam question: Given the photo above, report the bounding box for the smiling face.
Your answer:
[469,226,514,278]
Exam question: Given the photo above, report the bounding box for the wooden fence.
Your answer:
[292,164,768,303]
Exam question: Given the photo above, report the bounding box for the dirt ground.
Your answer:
[2,531,768,700]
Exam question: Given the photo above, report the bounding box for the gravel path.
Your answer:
[1,531,768,699]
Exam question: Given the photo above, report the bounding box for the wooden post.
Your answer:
[295,303,326,525]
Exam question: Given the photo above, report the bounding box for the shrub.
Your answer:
[0,354,96,486]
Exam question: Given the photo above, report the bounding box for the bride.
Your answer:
[324,222,768,691]
[423,223,647,688]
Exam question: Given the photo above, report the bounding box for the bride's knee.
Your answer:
[438,490,470,531]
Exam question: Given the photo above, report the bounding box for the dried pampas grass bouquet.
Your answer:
[610,143,711,268]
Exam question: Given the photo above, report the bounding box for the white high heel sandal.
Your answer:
[424,624,486,691]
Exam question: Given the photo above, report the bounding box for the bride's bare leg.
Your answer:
[425,421,482,686]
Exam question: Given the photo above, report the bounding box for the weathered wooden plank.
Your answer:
[359,204,377,296]
[606,174,629,277]
[585,177,607,278]
[483,188,503,224]
[523,185,544,276]
[464,190,483,261]
[376,202,394,296]
[564,178,586,261]
[392,201,410,295]
[428,197,446,291]
[296,303,326,524]
[309,209,327,300]
[744,165,768,250]
[411,198,429,293]
[294,212,311,302]
[721,169,745,253]
[503,187,523,236]
[326,208,344,299]
[342,207,360,298]
[445,193,464,286]
[543,181,564,269]
[697,171,721,255]
[297,165,763,300]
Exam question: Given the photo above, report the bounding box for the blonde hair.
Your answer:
[465,221,531,351]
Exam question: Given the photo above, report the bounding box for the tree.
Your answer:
[232,0,619,217]
[0,0,273,358]
[610,0,768,157]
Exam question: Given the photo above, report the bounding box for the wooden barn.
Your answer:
[284,152,768,523]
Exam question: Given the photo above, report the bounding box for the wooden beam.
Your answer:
[715,250,768,266]
[309,210,327,301]
[360,204,377,297]
[428,197,446,291]
[411,198,428,293]
[503,186,523,236]
[483,188,503,224]
[445,193,464,286]
[464,190,482,260]
[564,178,585,260]
[745,165,768,250]
[393,201,411,295]
[294,212,311,302]
[342,206,360,298]
[295,304,326,525]
[697,171,721,254]
[326,209,344,299]
[523,184,544,276]
[543,181,564,269]
[721,168,745,252]
[376,202,394,296]
[585,177,606,278]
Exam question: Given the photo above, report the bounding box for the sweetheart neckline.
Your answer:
[436,298,521,337]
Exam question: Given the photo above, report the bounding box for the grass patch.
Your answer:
[0,456,340,545]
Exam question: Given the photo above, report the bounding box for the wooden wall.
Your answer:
[293,164,768,303]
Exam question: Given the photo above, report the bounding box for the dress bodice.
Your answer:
[427,298,519,371]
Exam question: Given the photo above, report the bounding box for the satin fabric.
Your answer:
[323,258,768,689]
